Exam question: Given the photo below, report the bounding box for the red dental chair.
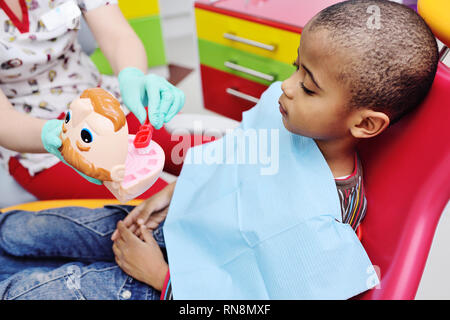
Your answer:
[355,60,450,300]
[354,0,450,299]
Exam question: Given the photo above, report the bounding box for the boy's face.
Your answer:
[279,26,355,140]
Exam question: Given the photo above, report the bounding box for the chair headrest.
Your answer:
[418,0,450,47]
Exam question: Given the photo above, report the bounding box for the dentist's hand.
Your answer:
[118,67,185,129]
[41,119,102,185]
[41,119,63,157]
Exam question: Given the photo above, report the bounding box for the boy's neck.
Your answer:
[314,137,357,178]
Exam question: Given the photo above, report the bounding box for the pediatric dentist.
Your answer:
[0,0,184,205]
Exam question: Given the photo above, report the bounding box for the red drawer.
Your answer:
[200,64,268,121]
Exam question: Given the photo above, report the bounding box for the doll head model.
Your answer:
[60,87,128,183]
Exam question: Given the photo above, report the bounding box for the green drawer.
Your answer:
[90,15,166,75]
[198,38,295,86]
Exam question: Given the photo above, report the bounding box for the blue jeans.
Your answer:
[0,205,166,300]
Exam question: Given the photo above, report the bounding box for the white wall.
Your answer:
[159,0,197,39]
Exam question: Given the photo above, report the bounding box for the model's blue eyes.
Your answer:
[80,128,93,143]
[65,111,71,124]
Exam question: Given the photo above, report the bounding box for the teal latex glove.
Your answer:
[118,67,185,129]
[41,119,64,157]
[41,119,102,185]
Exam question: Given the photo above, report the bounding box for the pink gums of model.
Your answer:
[104,135,165,203]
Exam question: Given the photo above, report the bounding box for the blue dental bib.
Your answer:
[163,82,379,299]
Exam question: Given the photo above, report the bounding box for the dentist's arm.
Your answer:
[0,90,100,184]
[83,4,147,75]
[0,89,47,153]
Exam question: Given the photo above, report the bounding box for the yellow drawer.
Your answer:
[119,0,159,19]
[195,8,301,65]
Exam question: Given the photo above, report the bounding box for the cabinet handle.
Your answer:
[226,88,260,104]
[223,32,276,52]
[224,61,275,82]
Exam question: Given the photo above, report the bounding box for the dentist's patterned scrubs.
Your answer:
[0,0,123,177]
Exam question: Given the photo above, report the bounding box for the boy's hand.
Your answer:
[113,221,168,291]
[111,181,176,240]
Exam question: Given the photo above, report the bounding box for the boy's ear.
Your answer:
[350,109,390,139]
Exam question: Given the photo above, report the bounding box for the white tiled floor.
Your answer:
[164,34,219,117]
[166,36,202,113]
[163,29,450,299]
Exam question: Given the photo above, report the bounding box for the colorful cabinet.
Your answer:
[90,0,166,75]
[195,0,341,121]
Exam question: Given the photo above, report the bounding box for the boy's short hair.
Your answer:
[308,0,439,124]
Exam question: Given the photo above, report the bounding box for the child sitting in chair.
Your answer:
[0,0,439,300]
